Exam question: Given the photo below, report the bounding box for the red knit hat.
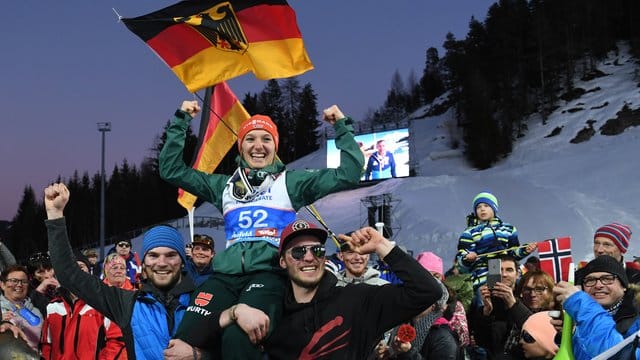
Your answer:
[237,115,279,152]
[594,222,632,254]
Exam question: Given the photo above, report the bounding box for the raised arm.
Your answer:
[338,227,443,333]
[158,101,229,211]
[44,183,135,327]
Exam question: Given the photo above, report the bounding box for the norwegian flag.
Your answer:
[537,237,573,282]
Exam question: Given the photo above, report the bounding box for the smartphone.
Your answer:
[382,330,392,346]
[486,258,501,289]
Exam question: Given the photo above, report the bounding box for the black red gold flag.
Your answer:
[123,0,313,92]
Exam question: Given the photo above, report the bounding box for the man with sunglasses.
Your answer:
[110,239,142,288]
[518,312,558,359]
[553,255,640,359]
[161,101,364,359]
[184,234,216,286]
[264,219,442,359]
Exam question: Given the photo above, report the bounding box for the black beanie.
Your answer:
[576,255,629,288]
[73,250,91,270]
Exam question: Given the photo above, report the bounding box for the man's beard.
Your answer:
[290,270,323,289]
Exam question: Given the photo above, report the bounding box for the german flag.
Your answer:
[123,0,313,92]
[177,82,250,209]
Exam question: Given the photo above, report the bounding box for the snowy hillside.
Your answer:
[132,43,640,266]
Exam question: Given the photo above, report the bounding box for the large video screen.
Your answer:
[327,128,410,181]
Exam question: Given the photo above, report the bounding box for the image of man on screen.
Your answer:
[365,140,396,180]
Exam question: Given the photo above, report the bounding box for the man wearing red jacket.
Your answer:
[41,253,126,359]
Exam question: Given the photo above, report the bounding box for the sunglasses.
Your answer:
[117,242,131,248]
[289,245,326,261]
[521,330,536,344]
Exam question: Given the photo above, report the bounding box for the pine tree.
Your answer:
[406,70,422,113]
[378,70,409,125]
[259,79,289,162]
[7,185,46,261]
[461,69,500,169]
[242,92,259,115]
[420,47,445,104]
[294,83,321,158]
[280,78,302,157]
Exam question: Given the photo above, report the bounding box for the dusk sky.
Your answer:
[0,0,496,220]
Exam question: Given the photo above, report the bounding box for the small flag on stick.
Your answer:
[537,237,573,282]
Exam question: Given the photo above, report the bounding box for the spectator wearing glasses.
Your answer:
[103,253,134,290]
[108,239,142,288]
[519,312,558,359]
[516,271,556,313]
[161,101,363,359]
[0,265,43,351]
[185,234,216,286]
[553,255,640,360]
[483,270,559,359]
[99,252,133,359]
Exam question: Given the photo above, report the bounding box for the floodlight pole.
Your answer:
[97,122,111,261]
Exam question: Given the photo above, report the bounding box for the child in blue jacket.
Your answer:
[456,191,536,290]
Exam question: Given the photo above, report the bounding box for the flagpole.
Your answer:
[195,90,239,137]
[180,88,214,239]
[193,87,214,161]
[304,205,343,250]
[553,263,576,360]
[97,122,111,260]
[476,243,531,258]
